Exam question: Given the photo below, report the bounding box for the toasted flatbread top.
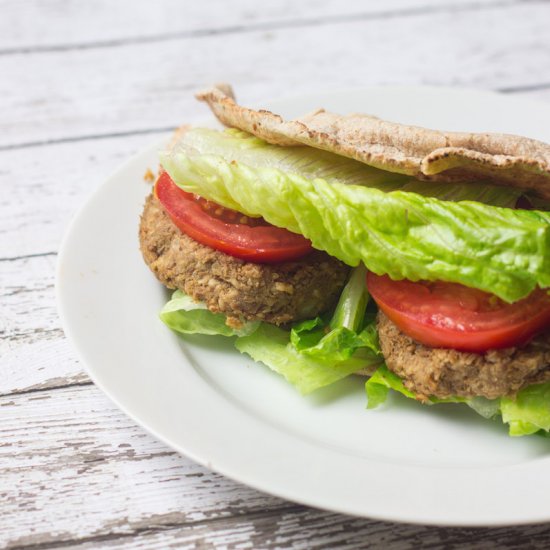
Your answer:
[196,84,550,199]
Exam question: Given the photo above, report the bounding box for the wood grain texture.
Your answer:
[1,134,166,395]
[0,0,525,52]
[59,515,550,550]
[1,253,89,396]
[0,133,164,258]
[0,2,549,148]
[0,384,288,548]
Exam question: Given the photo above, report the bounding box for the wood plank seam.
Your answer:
[4,504,304,550]
[0,380,93,400]
[2,83,550,155]
[498,82,550,93]
[0,0,537,57]
[4,328,64,344]
[0,128,174,153]
[0,252,57,263]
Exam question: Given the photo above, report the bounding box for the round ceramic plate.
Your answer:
[57,87,550,526]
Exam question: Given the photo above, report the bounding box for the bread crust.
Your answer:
[197,84,550,199]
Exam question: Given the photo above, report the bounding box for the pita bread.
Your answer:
[196,84,550,199]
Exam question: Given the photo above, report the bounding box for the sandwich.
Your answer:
[139,84,550,437]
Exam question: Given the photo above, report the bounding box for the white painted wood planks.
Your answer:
[0,2,549,148]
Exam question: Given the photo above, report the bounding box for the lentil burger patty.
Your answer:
[377,311,550,400]
[139,193,350,327]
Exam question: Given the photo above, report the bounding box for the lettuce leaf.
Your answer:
[160,290,379,394]
[291,264,380,362]
[160,290,259,336]
[365,364,419,407]
[236,323,376,394]
[501,383,550,436]
[366,364,550,436]
[291,319,379,363]
[161,128,550,303]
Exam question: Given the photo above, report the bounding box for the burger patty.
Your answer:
[139,193,350,327]
[377,311,550,400]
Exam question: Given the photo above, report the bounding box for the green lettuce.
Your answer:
[366,364,550,437]
[502,383,550,436]
[160,289,380,394]
[161,291,550,436]
[160,290,259,336]
[236,323,375,394]
[161,128,550,303]
[291,265,380,362]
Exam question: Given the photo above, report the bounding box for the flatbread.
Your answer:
[196,84,550,199]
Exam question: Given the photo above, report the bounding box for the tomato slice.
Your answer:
[154,171,313,263]
[367,272,550,352]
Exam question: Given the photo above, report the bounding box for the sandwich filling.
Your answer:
[139,85,550,436]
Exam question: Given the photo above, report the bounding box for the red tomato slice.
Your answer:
[367,272,550,353]
[154,171,313,263]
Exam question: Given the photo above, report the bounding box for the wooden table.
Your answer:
[3,1,550,547]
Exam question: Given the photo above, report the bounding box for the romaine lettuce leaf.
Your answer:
[291,322,379,363]
[365,364,419,407]
[160,290,259,336]
[291,264,381,362]
[160,290,378,394]
[366,364,550,437]
[161,128,550,303]
[236,323,376,394]
[501,383,550,436]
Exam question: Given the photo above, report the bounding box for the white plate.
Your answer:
[57,86,550,527]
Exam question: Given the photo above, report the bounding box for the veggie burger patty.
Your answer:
[377,311,550,400]
[139,192,350,327]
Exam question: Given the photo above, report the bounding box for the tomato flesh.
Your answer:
[367,272,550,352]
[154,171,313,263]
